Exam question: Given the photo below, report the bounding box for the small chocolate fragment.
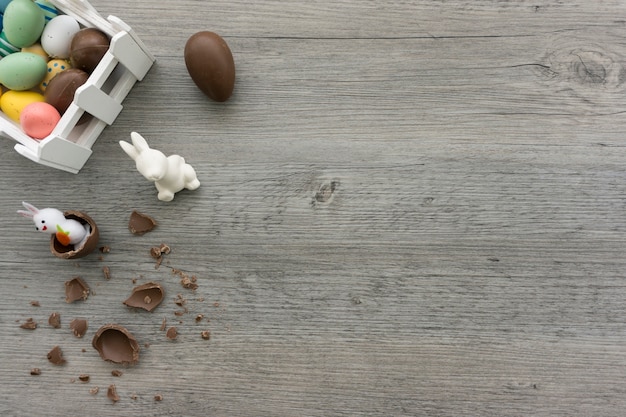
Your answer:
[195,314,204,322]
[123,282,164,312]
[154,393,163,401]
[78,374,90,382]
[92,324,140,365]
[89,386,99,395]
[99,245,110,253]
[128,211,157,235]
[201,330,211,340]
[166,327,178,340]
[65,277,90,303]
[30,368,41,376]
[30,300,40,307]
[47,346,66,365]
[111,369,123,377]
[102,265,111,280]
[70,318,88,338]
[51,211,99,259]
[160,317,167,331]
[20,318,37,330]
[107,384,120,403]
[48,312,61,328]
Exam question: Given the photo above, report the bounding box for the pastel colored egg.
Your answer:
[0,90,45,122]
[0,52,47,90]
[41,15,80,58]
[0,30,19,57]
[22,43,49,61]
[3,0,46,48]
[0,0,10,13]
[40,59,71,91]
[34,0,58,22]
[20,101,61,139]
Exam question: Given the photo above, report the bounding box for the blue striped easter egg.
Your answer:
[35,0,58,22]
[0,31,19,57]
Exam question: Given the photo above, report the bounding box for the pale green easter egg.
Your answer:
[0,52,47,90]
[3,0,45,48]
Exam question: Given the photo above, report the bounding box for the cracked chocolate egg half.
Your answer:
[123,282,164,312]
[51,210,99,259]
[92,324,140,365]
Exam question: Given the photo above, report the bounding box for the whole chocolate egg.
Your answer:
[44,68,89,115]
[69,28,110,73]
[184,31,235,102]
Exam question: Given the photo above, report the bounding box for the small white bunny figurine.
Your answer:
[17,202,90,247]
[119,132,200,202]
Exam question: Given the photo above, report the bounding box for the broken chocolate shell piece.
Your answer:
[107,384,120,402]
[128,210,157,235]
[48,312,61,328]
[166,326,178,340]
[70,318,88,338]
[92,324,140,365]
[51,211,99,259]
[65,277,90,303]
[123,282,164,312]
[47,345,66,365]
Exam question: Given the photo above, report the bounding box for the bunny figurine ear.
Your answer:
[17,201,39,218]
[119,139,139,160]
[130,132,150,152]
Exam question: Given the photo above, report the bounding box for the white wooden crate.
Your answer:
[0,0,155,173]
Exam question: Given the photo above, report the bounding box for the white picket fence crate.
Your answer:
[0,0,155,173]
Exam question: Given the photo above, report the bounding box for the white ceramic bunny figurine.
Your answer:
[119,132,201,202]
[17,202,90,247]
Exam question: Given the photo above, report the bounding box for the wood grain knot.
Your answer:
[313,180,339,205]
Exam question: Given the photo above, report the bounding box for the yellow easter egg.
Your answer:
[40,59,71,91]
[22,43,49,61]
[0,90,45,122]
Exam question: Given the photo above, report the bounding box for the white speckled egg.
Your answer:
[41,15,80,58]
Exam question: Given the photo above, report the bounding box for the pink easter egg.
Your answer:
[20,101,61,139]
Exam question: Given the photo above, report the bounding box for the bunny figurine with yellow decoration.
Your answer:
[18,202,90,248]
[119,132,200,202]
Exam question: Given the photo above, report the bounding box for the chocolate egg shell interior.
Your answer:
[50,210,99,259]
[92,324,140,365]
[123,282,164,312]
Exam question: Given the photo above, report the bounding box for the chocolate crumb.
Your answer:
[90,386,99,395]
[159,243,170,254]
[129,210,157,235]
[166,327,178,340]
[195,314,204,322]
[47,346,66,365]
[30,300,40,307]
[70,318,88,338]
[30,368,41,375]
[99,246,110,253]
[102,266,111,280]
[65,277,90,303]
[111,369,123,377]
[130,393,138,400]
[78,374,90,382]
[154,394,163,401]
[150,246,162,259]
[160,317,167,331]
[107,384,120,402]
[48,312,61,328]
[20,318,37,330]
[201,330,211,340]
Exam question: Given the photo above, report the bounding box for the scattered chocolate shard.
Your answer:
[99,245,110,253]
[90,386,99,395]
[47,346,66,365]
[78,374,90,382]
[201,330,211,340]
[70,318,88,338]
[111,369,123,377]
[30,300,40,307]
[129,211,157,235]
[65,277,90,303]
[195,314,204,322]
[107,384,120,402]
[166,327,178,340]
[102,265,111,280]
[130,393,138,400]
[20,318,37,330]
[154,393,163,401]
[49,312,61,328]
[123,282,164,312]
[92,324,140,365]
[30,368,41,376]
[160,317,167,331]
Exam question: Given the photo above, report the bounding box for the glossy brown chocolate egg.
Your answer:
[44,68,89,115]
[70,28,110,73]
[184,31,235,102]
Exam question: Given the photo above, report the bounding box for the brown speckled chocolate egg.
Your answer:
[70,28,110,73]
[51,210,99,259]
[184,31,235,102]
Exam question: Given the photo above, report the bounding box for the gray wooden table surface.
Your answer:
[2,1,626,416]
